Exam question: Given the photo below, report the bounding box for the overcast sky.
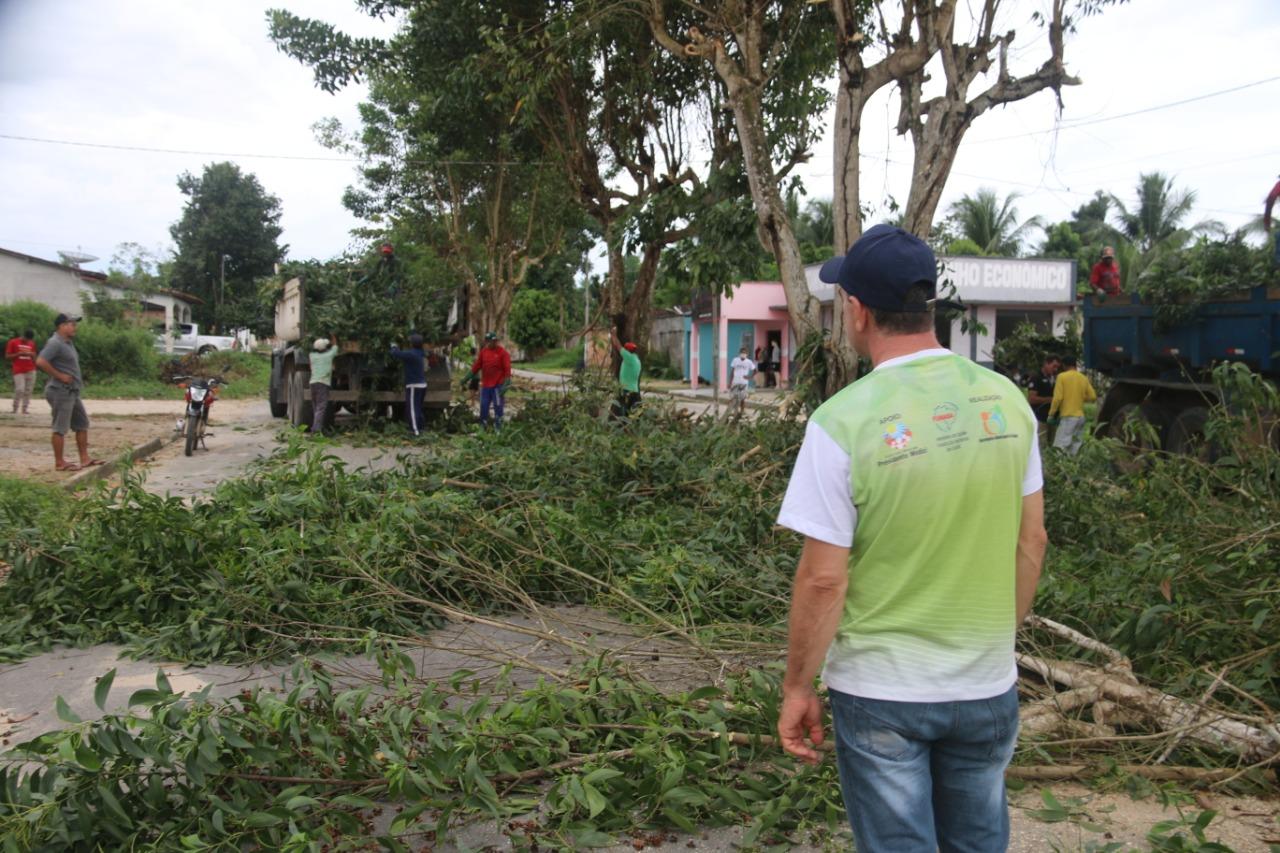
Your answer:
[1,0,1277,276]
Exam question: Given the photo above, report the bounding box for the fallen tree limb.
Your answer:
[1024,615,1133,674]
[1018,654,1279,763]
[1005,764,1277,783]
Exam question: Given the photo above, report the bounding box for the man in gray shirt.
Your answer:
[35,314,102,471]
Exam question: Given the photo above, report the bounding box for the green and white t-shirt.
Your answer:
[777,348,1042,702]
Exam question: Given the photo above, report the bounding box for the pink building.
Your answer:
[689,281,792,391]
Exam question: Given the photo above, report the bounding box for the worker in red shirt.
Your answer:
[1264,174,1280,266]
[5,328,38,414]
[1089,246,1122,298]
[470,331,512,429]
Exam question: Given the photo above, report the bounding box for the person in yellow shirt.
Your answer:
[1048,355,1097,455]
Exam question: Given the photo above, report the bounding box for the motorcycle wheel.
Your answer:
[184,412,199,456]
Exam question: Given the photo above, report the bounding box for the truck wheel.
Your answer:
[1166,406,1216,461]
[269,364,289,418]
[288,370,313,429]
[198,345,216,356]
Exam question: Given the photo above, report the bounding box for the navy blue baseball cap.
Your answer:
[818,224,938,313]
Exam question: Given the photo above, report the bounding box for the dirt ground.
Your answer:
[0,398,265,485]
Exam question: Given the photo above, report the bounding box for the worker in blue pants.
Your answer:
[391,333,428,436]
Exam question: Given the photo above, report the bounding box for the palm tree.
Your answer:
[795,198,835,249]
[945,188,1043,257]
[1109,172,1219,254]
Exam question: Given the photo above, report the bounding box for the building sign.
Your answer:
[939,256,1075,304]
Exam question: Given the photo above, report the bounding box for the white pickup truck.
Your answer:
[155,323,238,356]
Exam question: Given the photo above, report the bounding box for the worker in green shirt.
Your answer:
[308,335,338,435]
[610,326,642,415]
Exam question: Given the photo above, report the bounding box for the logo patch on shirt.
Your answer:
[882,422,913,450]
[980,406,1008,436]
[932,402,959,432]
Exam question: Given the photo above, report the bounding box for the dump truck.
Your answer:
[1082,284,1280,452]
[268,276,451,428]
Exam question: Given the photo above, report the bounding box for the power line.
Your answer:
[964,75,1280,146]
[0,133,545,167]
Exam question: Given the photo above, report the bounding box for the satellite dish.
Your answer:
[57,249,98,268]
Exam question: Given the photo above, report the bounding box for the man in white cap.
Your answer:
[309,334,338,435]
[775,224,1047,852]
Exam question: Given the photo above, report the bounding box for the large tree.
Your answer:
[478,2,741,357]
[649,0,1117,397]
[270,5,579,338]
[169,162,285,329]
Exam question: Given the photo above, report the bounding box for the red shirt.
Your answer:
[471,345,511,389]
[1090,260,1122,296]
[1264,180,1280,231]
[5,337,37,374]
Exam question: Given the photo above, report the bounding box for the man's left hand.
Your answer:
[777,687,825,765]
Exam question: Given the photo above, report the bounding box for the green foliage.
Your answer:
[945,188,1043,257]
[1035,403,1280,717]
[641,348,681,381]
[508,289,561,357]
[0,299,57,340]
[992,318,1082,376]
[524,344,584,373]
[0,402,804,664]
[1136,233,1279,331]
[945,238,986,257]
[0,654,846,850]
[0,475,72,537]
[73,321,159,383]
[169,162,285,330]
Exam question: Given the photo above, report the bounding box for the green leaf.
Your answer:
[54,696,81,724]
[73,742,103,771]
[94,668,116,711]
[582,767,624,786]
[128,688,167,707]
[389,801,431,835]
[244,811,283,828]
[156,669,173,694]
[569,827,615,848]
[330,794,378,809]
[285,795,320,812]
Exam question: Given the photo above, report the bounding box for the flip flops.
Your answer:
[83,458,106,467]
[55,463,82,472]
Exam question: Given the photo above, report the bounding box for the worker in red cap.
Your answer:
[1089,246,1122,299]
[609,326,642,415]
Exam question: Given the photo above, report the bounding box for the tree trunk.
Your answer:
[623,242,664,357]
[723,77,822,353]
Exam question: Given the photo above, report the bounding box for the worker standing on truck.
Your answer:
[308,335,338,435]
[391,333,428,437]
[1048,355,1097,455]
[1089,247,1122,298]
[470,332,511,430]
[1263,174,1280,266]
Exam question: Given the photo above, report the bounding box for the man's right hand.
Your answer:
[777,687,825,765]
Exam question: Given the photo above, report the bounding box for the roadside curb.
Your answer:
[62,432,180,492]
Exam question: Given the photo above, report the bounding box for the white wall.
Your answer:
[0,253,91,315]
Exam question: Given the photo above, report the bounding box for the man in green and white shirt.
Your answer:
[775,225,1048,853]
[308,335,338,435]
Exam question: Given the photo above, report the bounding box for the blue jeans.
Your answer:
[479,385,504,428]
[828,685,1019,853]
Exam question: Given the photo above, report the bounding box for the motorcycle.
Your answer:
[173,375,224,456]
